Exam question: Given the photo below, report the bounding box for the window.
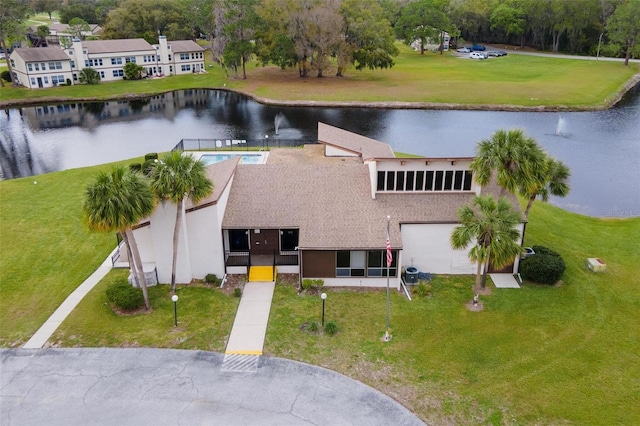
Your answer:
[425,171,434,190]
[415,171,425,190]
[28,63,33,72]
[181,64,191,72]
[280,229,299,251]
[454,170,464,190]
[70,60,75,69]
[463,171,473,190]
[49,61,62,70]
[41,63,46,70]
[73,73,78,81]
[100,71,105,78]
[229,230,249,251]
[367,250,397,277]
[34,63,40,71]
[169,65,173,73]
[51,75,64,85]
[112,69,124,77]
[43,76,49,84]
[385,171,395,191]
[444,170,454,190]
[377,171,385,191]
[434,171,444,191]
[111,57,122,65]
[406,171,415,190]
[396,171,405,191]
[125,56,136,63]
[336,251,365,277]
[180,53,189,60]
[168,54,172,61]
[30,77,36,86]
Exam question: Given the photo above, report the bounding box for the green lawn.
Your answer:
[0,160,139,346]
[2,44,637,108]
[50,269,239,351]
[3,156,637,424]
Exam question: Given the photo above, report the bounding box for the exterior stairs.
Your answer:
[249,266,276,282]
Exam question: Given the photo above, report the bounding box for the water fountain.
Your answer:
[271,112,303,140]
[556,115,567,136]
[274,112,284,135]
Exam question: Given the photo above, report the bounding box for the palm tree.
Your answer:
[150,151,213,293]
[522,156,571,219]
[471,129,546,196]
[83,166,156,310]
[451,195,523,290]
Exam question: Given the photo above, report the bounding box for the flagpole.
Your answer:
[384,215,391,341]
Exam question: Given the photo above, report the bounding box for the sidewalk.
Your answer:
[225,281,275,355]
[22,248,116,349]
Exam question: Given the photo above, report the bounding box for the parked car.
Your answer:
[0,53,5,60]
[472,45,486,51]
[487,50,507,57]
[469,52,486,60]
[456,47,471,53]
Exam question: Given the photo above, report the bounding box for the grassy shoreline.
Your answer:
[2,45,639,111]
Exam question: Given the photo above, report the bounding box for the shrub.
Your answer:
[301,278,324,290]
[412,281,432,297]
[204,273,220,284]
[106,279,144,311]
[144,153,159,161]
[129,163,142,172]
[1,70,11,83]
[324,320,339,335]
[233,287,242,298]
[308,321,319,332]
[520,252,566,285]
[531,245,561,257]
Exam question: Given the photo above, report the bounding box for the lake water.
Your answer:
[1,87,639,217]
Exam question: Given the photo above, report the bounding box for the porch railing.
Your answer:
[225,251,250,266]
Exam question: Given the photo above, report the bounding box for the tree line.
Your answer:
[3,0,639,83]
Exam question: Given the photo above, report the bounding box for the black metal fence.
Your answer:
[173,138,310,152]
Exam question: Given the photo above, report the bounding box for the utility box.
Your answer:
[587,258,606,273]
[405,267,419,284]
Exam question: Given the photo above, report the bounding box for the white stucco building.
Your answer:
[9,36,205,88]
[125,123,526,288]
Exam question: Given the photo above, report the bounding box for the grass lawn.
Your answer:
[4,156,637,423]
[2,44,637,108]
[50,269,239,351]
[263,202,640,425]
[0,160,142,346]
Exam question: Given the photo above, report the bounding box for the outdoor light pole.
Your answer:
[384,215,391,341]
[321,293,327,327]
[171,294,178,327]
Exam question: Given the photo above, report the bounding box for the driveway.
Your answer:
[1,348,424,425]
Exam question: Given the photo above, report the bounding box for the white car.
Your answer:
[469,52,486,60]
[456,47,471,53]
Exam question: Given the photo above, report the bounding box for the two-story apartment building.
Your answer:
[9,36,205,88]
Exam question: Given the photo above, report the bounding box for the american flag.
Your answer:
[386,228,393,267]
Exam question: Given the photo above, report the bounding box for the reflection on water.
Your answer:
[1,88,638,217]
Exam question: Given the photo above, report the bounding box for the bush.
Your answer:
[144,153,159,161]
[520,252,566,285]
[412,281,432,297]
[233,287,242,298]
[531,245,561,257]
[324,320,339,335]
[106,279,144,311]
[301,278,324,290]
[308,321,319,332]
[204,273,221,285]
[1,70,11,83]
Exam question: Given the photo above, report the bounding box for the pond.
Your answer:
[1,86,639,217]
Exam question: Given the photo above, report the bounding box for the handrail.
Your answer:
[172,138,309,152]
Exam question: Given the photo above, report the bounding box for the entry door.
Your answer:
[250,229,280,255]
[37,77,43,88]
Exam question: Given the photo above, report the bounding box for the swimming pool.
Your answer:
[198,152,267,165]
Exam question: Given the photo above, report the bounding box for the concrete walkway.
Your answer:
[225,281,275,355]
[490,273,521,289]
[22,249,116,349]
[0,348,424,425]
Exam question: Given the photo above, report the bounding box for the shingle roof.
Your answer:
[318,122,395,160]
[221,162,484,250]
[13,47,70,62]
[82,39,153,54]
[168,40,204,53]
[186,157,240,211]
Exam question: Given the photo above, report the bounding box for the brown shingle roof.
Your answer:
[186,157,239,211]
[168,40,204,53]
[13,47,70,62]
[82,39,153,54]
[318,122,394,160]
[222,162,483,250]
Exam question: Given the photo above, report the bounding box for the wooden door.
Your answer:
[250,229,280,255]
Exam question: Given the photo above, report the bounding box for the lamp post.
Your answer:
[264,134,268,150]
[171,294,178,327]
[321,292,327,327]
